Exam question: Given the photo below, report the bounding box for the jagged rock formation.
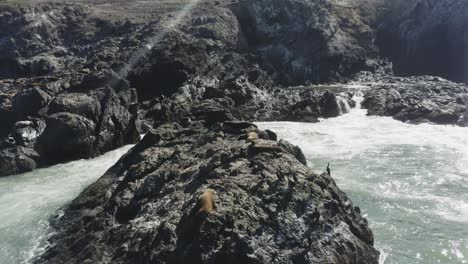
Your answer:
[378,0,468,83]
[36,120,379,264]
[0,83,139,175]
[358,73,468,126]
[237,0,378,85]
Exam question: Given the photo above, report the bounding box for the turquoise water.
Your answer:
[258,101,468,264]
[0,145,133,264]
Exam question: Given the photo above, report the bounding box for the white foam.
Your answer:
[0,145,134,263]
[257,95,468,263]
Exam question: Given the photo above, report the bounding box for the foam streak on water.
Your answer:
[0,145,133,264]
[258,105,468,264]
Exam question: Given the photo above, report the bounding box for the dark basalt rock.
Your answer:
[278,139,308,166]
[36,121,379,264]
[12,87,51,119]
[361,75,468,126]
[238,0,378,85]
[378,0,468,84]
[47,93,101,121]
[37,112,97,164]
[191,100,235,125]
[0,146,38,177]
[0,85,139,175]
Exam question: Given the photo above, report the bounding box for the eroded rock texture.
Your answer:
[359,74,468,126]
[238,0,378,85]
[378,0,468,83]
[0,0,365,176]
[36,121,379,264]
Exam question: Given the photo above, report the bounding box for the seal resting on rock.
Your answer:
[246,132,259,142]
[195,189,216,218]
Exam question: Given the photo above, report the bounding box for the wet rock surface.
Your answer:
[36,121,379,264]
[360,74,468,126]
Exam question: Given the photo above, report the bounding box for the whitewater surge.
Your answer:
[0,145,134,264]
[258,99,468,264]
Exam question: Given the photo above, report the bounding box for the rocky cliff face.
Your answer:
[36,121,379,264]
[0,0,368,176]
[237,0,378,85]
[378,0,468,83]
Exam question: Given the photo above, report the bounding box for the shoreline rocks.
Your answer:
[0,86,139,176]
[359,74,468,126]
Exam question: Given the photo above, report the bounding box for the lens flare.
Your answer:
[113,0,202,82]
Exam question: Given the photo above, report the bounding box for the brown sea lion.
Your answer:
[195,189,216,218]
[246,132,259,142]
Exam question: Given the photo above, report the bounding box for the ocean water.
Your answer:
[258,99,468,264]
[0,145,134,264]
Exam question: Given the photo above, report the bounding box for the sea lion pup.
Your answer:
[177,189,217,241]
[194,189,217,218]
[246,131,259,142]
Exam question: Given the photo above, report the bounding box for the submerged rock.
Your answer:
[36,121,379,264]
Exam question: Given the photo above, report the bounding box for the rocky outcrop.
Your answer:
[142,79,356,126]
[36,120,379,264]
[0,3,90,79]
[0,86,139,176]
[0,145,38,176]
[361,75,468,126]
[377,0,468,83]
[0,0,375,176]
[237,0,378,85]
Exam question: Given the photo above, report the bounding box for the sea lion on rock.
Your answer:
[247,132,259,142]
[238,131,259,142]
[195,189,217,218]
